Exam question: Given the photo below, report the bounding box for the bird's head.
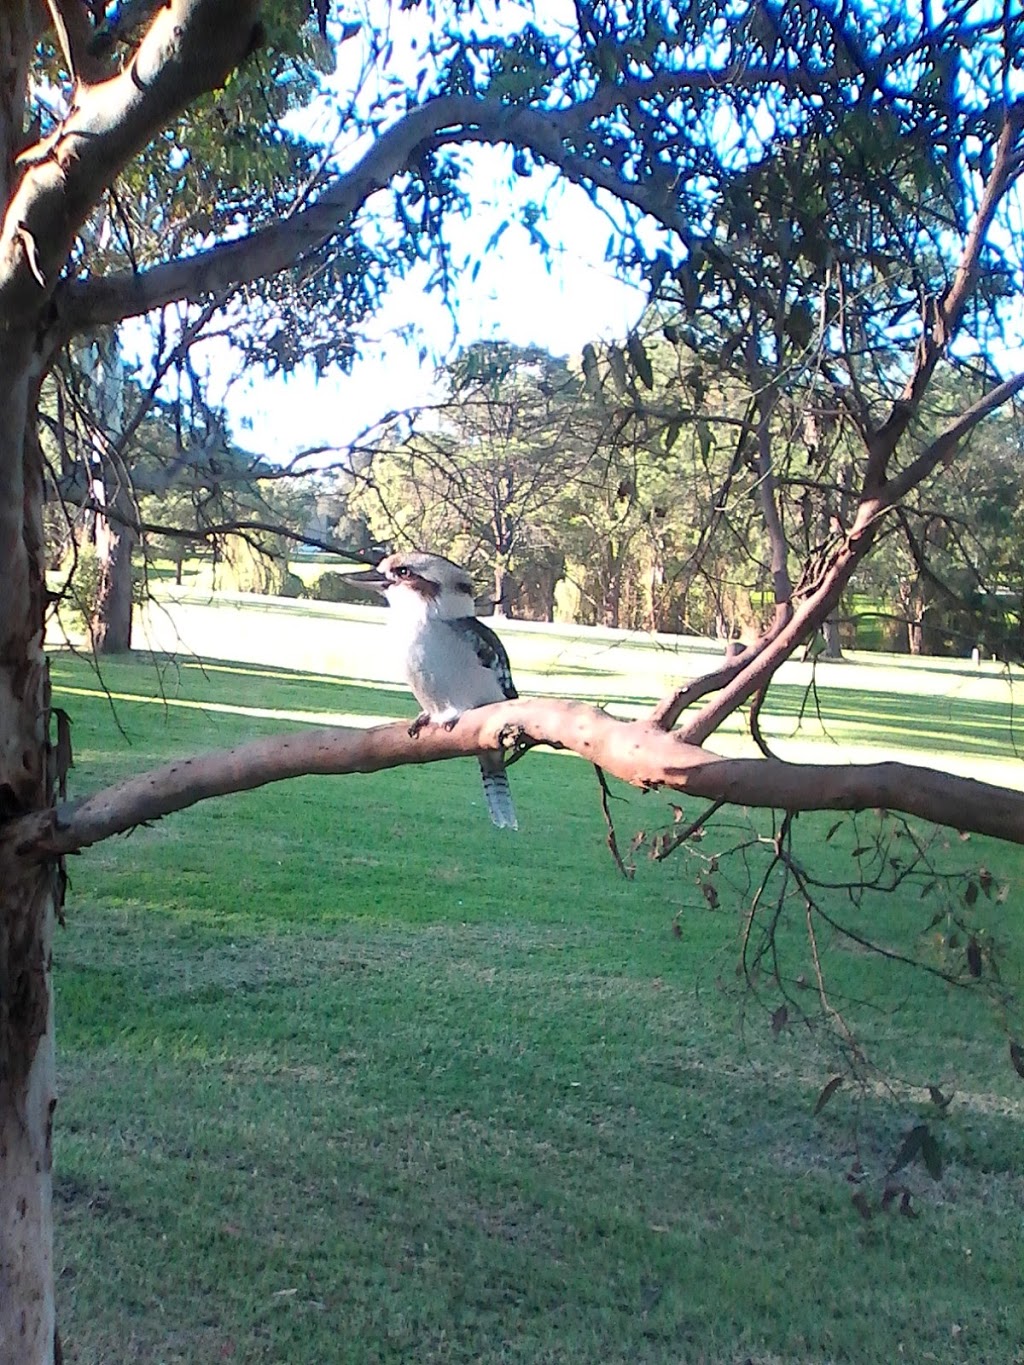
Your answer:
[357,551,476,619]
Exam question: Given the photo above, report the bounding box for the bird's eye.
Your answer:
[394,565,411,578]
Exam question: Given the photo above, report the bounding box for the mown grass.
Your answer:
[49,640,1024,1365]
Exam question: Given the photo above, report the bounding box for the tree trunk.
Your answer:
[822,614,843,659]
[898,579,926,655]
[0,6,266,1355]
[80,332,134,653]
[600,548,622,628]
[601,583,620,628]
[93,491,135,653]
[0,352,61,1364]
[533,562,559,622]
[492,557,509,616]
[0,871,58,1365]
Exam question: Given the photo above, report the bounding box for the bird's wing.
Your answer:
[448,617,519,700]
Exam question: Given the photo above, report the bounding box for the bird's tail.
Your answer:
[478,755,517,830]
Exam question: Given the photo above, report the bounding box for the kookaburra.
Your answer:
[361,551,519,829]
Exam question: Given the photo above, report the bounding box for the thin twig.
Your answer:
[650,796,727,862]
[594,764,633,880]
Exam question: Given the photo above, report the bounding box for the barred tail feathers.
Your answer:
[478,755,517,830]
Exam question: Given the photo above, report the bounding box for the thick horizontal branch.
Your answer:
[55,56,856,336]
[7,698,1024,863]
[55,94,482,333]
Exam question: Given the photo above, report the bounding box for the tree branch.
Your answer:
[674,520,875,747]
[45,0,113,86]
[55,94,496,334]
[2,0,262,327]
[7,698,1024,862]
[864,101,1024,488]
[880,369,1024,509]
[648,616,789,732]
[53,55,860,337]
[675,366,1024,746]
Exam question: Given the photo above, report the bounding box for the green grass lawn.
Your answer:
[48,618,1024,1365]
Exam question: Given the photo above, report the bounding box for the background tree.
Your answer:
[44,357,323,634]
[3,4,1024,1360]
[354,341,597,614]
[41,6,343,649]
[356,333,757,633]
[850,389,1024,657]
[567,327,762,635]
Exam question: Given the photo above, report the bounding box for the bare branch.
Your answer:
[676,495,890,746]
[649,628,783,731]
[650,660,747,731]
[8,699,1024,862]
[649,796,728,862]
[55,94,495,334]
[864,101,1024,487]
[594,763,634,879]
[881,370,1024,509]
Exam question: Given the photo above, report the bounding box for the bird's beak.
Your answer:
[346,566,390,594]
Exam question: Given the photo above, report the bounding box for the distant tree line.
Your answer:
[340,337,1024,658]
[49,328,1024,663]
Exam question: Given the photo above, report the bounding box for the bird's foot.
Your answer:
[408,712,431,739]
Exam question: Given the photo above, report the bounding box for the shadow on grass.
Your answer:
[48,648,410,732]
[55,908,1024,1365]
[766,682,1024,760]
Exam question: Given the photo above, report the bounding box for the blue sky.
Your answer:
[202,0,651,463]
[119,0,648,466]
[215,155,648,463]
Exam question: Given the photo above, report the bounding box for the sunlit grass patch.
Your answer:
[48,636,1024,1364]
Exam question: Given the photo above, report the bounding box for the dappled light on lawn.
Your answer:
[50,647,1024,1365]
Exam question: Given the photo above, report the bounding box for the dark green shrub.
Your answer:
[279,571,306,599]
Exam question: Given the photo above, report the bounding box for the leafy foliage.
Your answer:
[351,329,1024,653]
